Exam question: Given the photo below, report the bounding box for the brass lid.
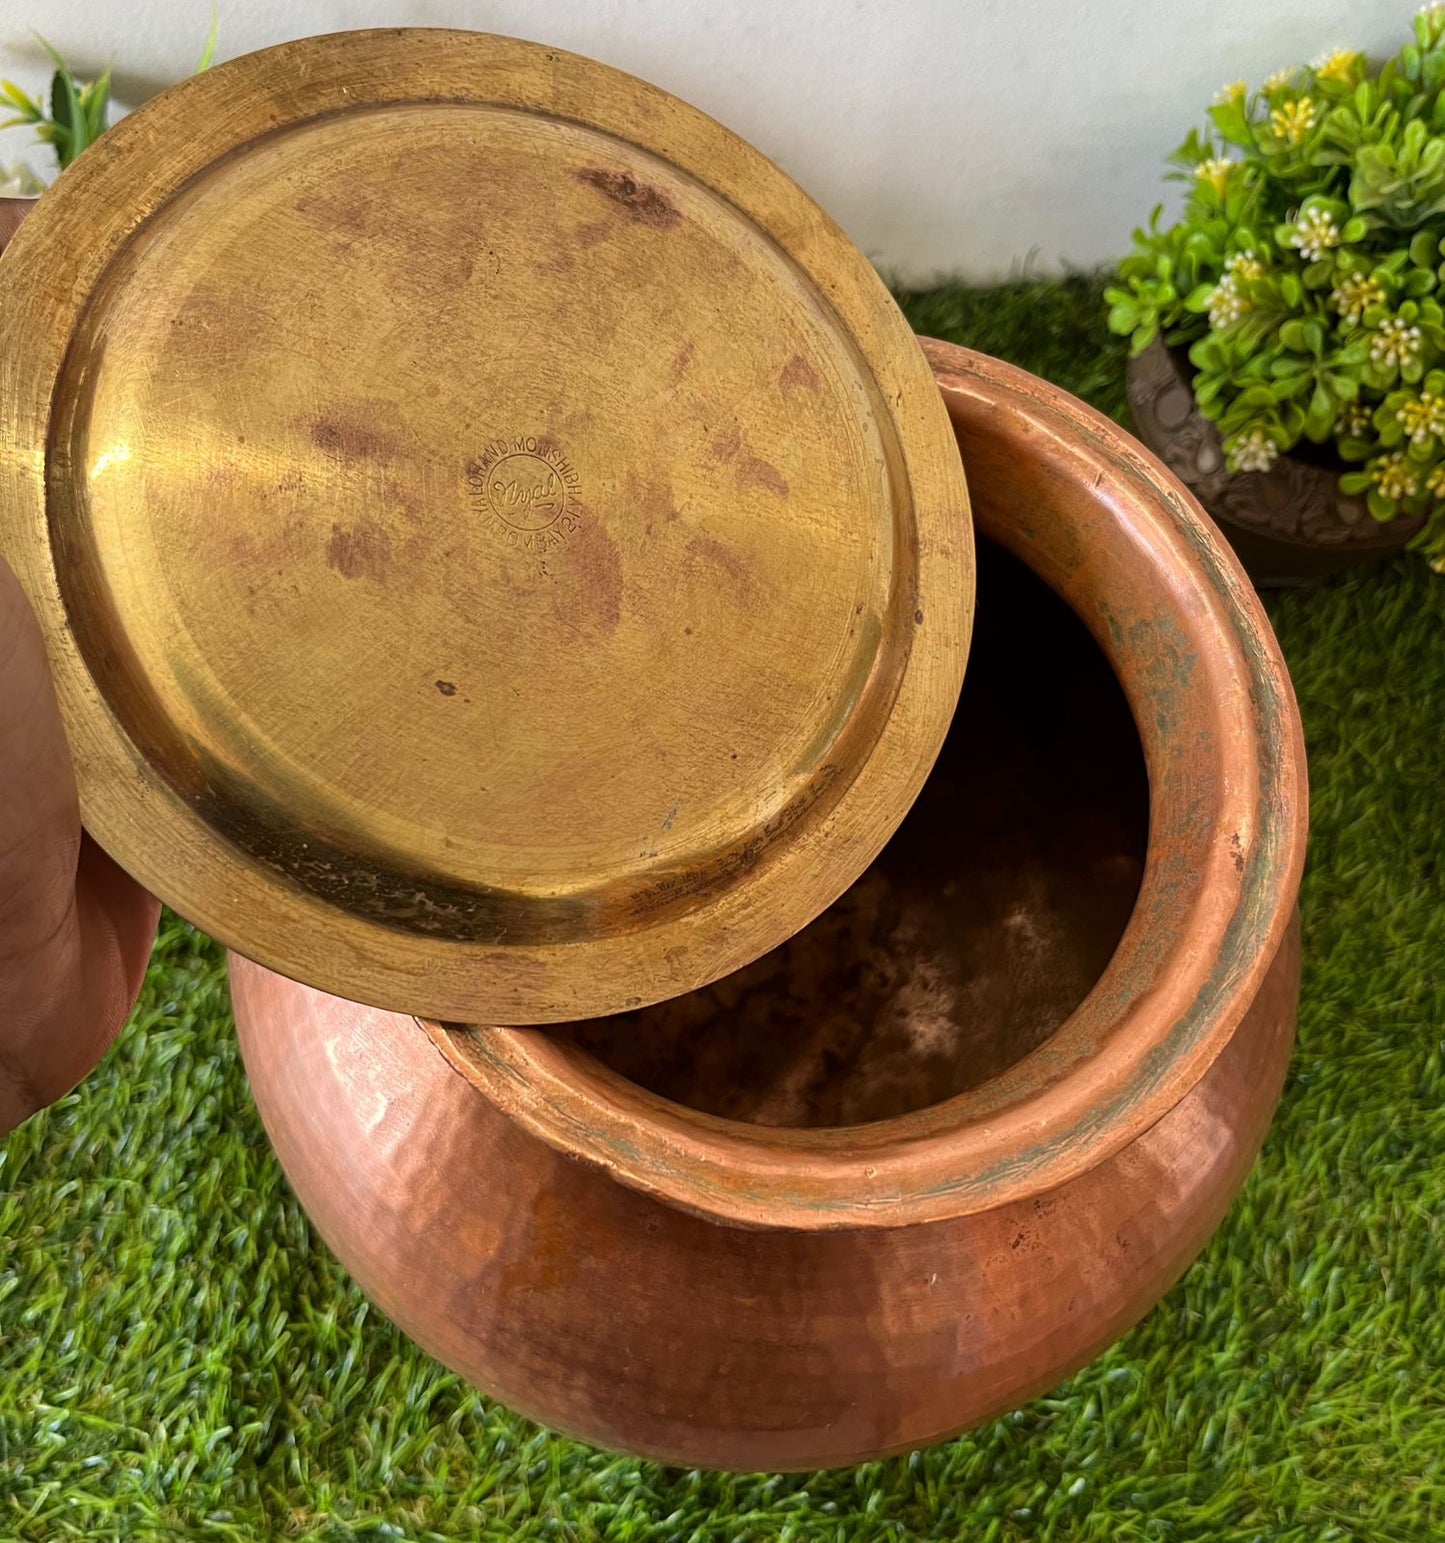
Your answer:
[0,30,973,1023]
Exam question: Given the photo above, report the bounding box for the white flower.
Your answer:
[1207,274,1250,330]
[1286,205,1343,261]
[1271,98,1318,145]
[0,159,42,198]
[1395,393,1445,445]
[1332,273,1387,326]
[1226,427,1279,473]
[1370,317,1425,370]
[1371,451,1419,502]
[1225,250,1267,282]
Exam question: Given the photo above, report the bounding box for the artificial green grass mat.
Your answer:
[1,273,1441,1541]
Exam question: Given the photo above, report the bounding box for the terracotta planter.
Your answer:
[229,342,1308,1471]
[0,195,36,254]
[1126,335,1422,585]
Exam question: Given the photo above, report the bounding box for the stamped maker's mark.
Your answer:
[468,436,582,551]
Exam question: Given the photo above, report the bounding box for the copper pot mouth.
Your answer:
[423,345,1309,1231]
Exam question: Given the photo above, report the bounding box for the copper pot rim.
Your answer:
[423,345,1309,1231]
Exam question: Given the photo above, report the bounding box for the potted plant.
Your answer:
[0,23,216,257]
[1107,7,1445,581]
[0,38,114,248]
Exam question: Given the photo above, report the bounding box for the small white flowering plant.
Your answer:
[1106,8,1445,560]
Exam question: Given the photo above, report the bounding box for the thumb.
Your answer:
[0,557,159,1128]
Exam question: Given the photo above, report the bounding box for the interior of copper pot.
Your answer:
[553,535,1150,1127]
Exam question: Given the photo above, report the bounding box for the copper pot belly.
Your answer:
[230,342,1308,1471]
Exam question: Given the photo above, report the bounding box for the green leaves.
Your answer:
[0,74,47,135]
[1351,118,1445,226]
[1209,89,1255,152]
[1271,322,1367,441]
[1,35,113,171]
[1104,209,1217,354]
[197,6,220,73]
[5,24,215,175]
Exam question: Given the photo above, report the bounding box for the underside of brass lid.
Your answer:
[0,28,973,1023]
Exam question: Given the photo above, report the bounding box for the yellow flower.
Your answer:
[1332,273,1387,326]
[1286,205,1342,260]
[1264,67,1297,92]
[1214,80,1247,106]
[1208,275,1250,330]
[1196,157,1234,196]
[1339,401,1372,440]
[1372,452,1419,502]
[1396,395,1445,445]
[1270,98,1318,146]
[1371,317,1425,370]
[1226,427,1279,474]
[1314,49,1363,84]
[1426,463,1445,499]
[1226,250,1267,283]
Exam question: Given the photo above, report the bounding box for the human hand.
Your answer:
[0,557,160,1135]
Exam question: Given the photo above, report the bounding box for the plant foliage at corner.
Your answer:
[1106,6,1445,568]
[0,37,112,172]
[0,14,219,173]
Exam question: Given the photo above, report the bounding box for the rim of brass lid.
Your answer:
[429,347,1309,1229]
[0,29,973,1023]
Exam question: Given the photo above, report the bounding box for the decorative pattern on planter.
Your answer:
[1126,336,1422,573]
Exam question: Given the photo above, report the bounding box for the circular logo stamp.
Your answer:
[469,436,581,551]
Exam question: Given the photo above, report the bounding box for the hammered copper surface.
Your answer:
[0,30,971,1024]
[232,345,1309,1469]
[232,925,1296,1470]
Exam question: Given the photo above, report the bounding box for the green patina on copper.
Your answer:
[902,386,1299,1212]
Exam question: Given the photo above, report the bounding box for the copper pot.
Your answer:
[230,342,1308,1471]
[0,196,36,252]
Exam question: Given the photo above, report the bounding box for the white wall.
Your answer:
[0,0,1408,284]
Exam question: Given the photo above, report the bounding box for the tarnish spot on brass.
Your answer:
[326,520,392,582]
[309,414,401,462]
[781,354,822,394]
[577,168,681,229]
[686,535,752,595]
[710,424,742,462]
[568,519,624,634]
[739,457,789,499]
